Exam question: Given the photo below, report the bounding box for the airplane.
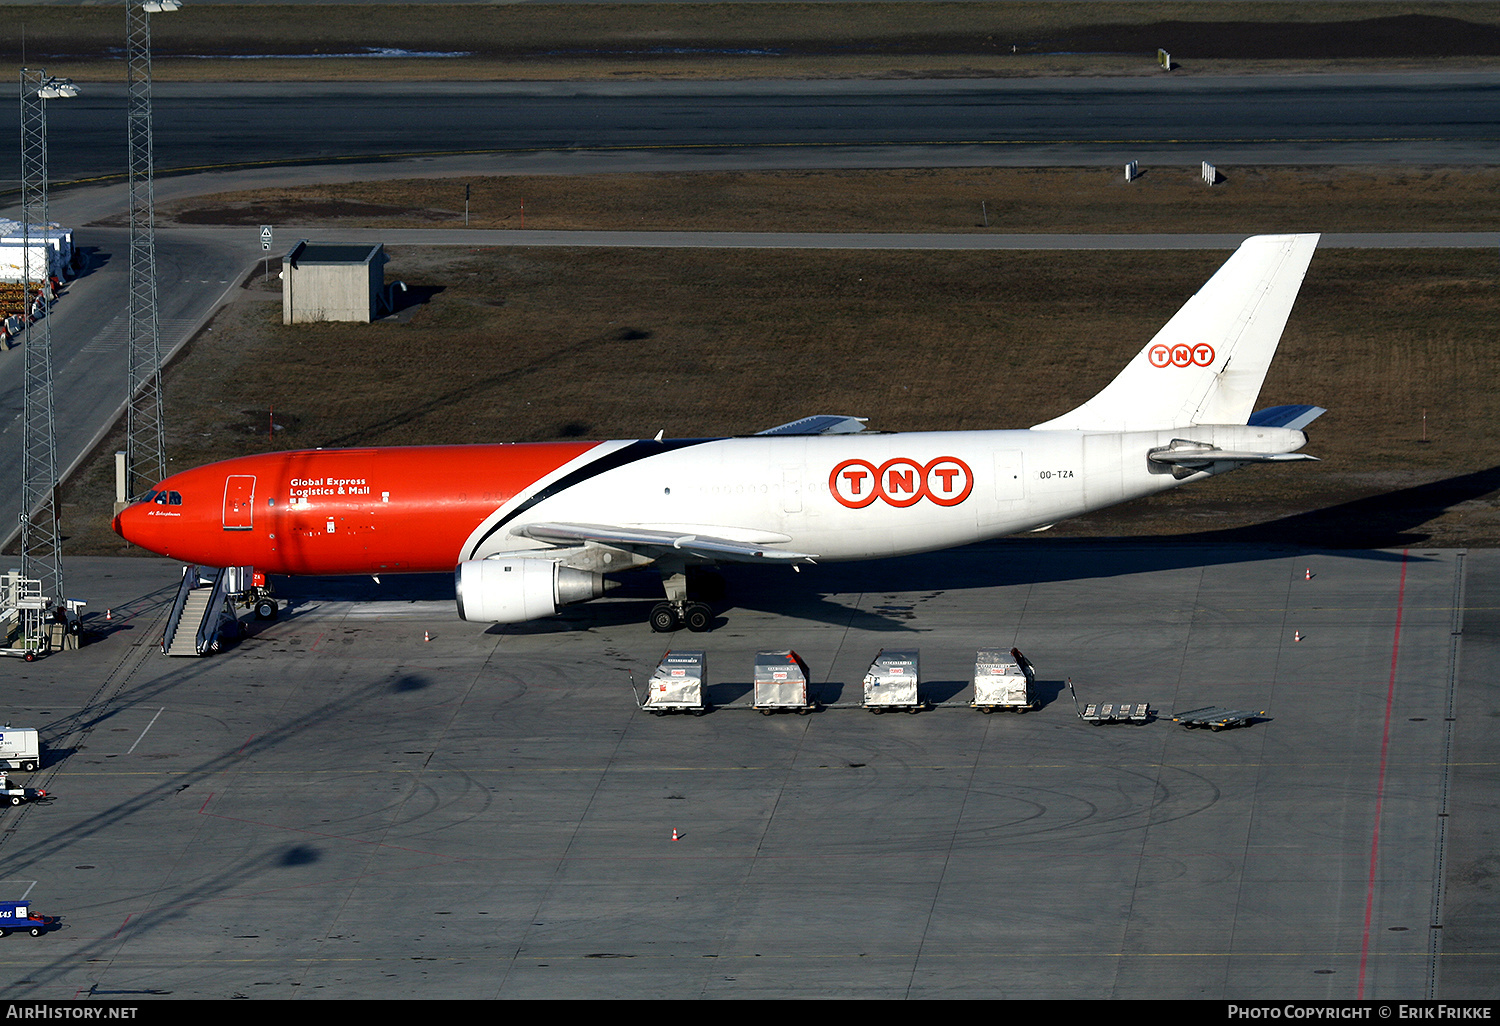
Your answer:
[114,233,1324,633]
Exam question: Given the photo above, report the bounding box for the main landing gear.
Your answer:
[649,569,715,633]
[650,601,713,633]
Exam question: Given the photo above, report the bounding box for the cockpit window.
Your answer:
[140,490,158,505]
[168,492,182,506]
[153,491,169,505]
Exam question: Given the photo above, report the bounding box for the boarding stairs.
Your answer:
[163,566,238,656]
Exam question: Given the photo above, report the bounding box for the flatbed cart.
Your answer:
[1066,679,1150,724]
[1171,706,1265,731]
[632,650,709,716]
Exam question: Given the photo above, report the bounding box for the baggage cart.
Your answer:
[0,727,40,772]
[1079,702,1151,725]
[1065,679,1150,724]
[972,648,1038,712]
[863,648,924,712]
[634,650,708,715]
[753,650,816,714]
[1171,706,1263,731]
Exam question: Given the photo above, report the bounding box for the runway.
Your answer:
[0,543,1492,999]
[15,73,1500,186]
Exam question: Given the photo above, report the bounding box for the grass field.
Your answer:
[159,166,1500,236]
[6,2,1500,81]
[56,242,1500,559]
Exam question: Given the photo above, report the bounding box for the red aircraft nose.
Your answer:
[113,494,169,556]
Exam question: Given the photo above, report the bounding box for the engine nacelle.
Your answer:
[455,558,615,623]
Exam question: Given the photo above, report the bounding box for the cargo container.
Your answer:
[753,650,815,713]
[637,650,707,715]
[862,648,923,712]
[972,648,1039,712]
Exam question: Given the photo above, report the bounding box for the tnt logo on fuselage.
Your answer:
[831,457,974,509]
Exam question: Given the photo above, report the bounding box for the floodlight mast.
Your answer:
[123,0,180,502]
[17,69,77,603]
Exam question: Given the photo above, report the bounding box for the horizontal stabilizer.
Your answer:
[757,415,868,436]
[1147,443,1319,469]
[1248,405,1326,431]
[516,522,819,563]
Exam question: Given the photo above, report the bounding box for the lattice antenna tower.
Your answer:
[17,69,77,602]
[123,0,181,500]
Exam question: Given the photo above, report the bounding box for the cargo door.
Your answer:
[782,466,803,513]
[223,475,255,531]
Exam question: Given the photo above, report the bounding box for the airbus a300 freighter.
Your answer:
[115,234,1324,632]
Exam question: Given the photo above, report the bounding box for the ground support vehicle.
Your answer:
[863,649,924,713]
[634,650,708,715]
[0,900,48,937]
[0,726,40,772]
[1172,706,1263,731]
[0,783,46,806]
[972,648,1038,712]
[753,650,817,714]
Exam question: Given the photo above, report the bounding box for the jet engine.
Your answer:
[455,558,615,623]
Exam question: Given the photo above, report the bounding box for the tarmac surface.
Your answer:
[1,542,1495,999]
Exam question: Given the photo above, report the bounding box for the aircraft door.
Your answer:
[782,466,803,513]
[223,475,255,531]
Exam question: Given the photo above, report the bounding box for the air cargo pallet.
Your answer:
[1171,706,1262,731]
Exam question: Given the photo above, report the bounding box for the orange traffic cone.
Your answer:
[671,828,680,841]
[105,609,112,621]
[1294,630,1302,642]
[1305,568,1313,581]
[424,630,431,642]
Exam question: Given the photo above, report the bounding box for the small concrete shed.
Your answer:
[282,241,389,324]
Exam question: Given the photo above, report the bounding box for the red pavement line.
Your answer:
[1358,548,1408,999]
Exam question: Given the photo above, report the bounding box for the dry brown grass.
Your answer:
[57,245,1500,558]
[161,166,1500,236]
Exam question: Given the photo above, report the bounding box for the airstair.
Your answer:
[162,566,238,656]
[1,571,50,661]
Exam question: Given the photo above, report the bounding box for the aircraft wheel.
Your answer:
[649,603,680,633]
[255,598,278,621]
[684,602,712,633]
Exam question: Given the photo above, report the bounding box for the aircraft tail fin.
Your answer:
[1031,233,1320,432]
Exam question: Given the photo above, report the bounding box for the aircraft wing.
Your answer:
[515,522,820,563]
[756,415,868,436]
